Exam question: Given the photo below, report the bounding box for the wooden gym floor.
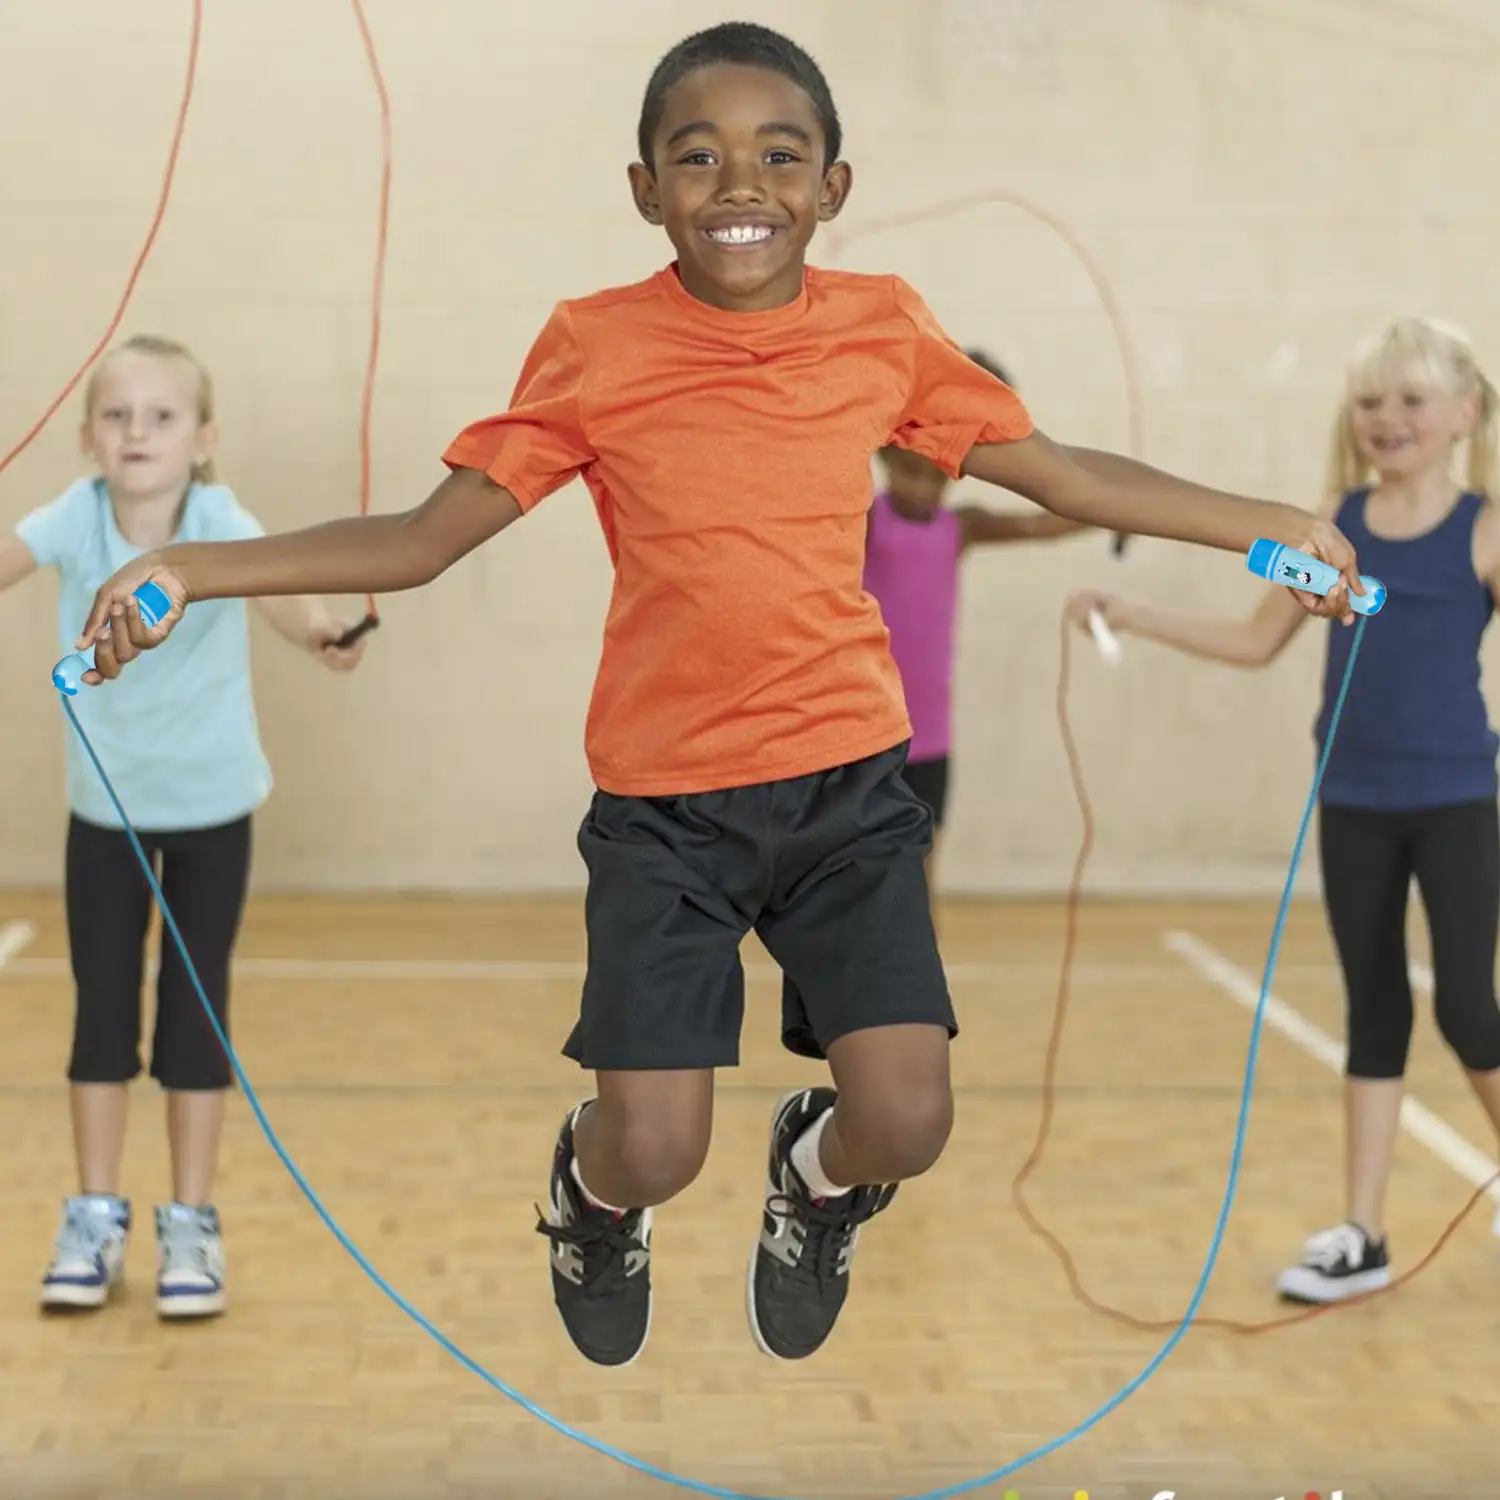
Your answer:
[0,891,1497,1499]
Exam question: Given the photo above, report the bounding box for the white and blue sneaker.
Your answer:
[155,1203,227,1320]
[40,1194,131,1310]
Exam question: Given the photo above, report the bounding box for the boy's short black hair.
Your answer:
[637,22,842,170]
[965,347,1016,389]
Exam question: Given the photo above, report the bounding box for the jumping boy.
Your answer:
[76,22,1362,1368]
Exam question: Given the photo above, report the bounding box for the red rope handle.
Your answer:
[0,0,203,479]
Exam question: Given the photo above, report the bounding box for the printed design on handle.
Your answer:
[51,581,175,696]
[1245,539,1386,617]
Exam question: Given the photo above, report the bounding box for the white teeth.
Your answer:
[708,224,773,244]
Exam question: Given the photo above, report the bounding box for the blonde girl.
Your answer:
[0,335,367,1319]
[1071,317,1500,1303]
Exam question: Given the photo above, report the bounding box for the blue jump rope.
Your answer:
[52,546,1381,1500]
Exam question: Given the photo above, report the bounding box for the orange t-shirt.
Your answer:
[443,263,1033,797]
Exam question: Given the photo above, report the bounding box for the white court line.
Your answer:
[0,919,36,969]
[1165,929,1500,1218]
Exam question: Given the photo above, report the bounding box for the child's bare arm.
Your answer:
[1069,584,1309,668]
[962,432,1362,618]
[0,533,39,593]
[956,504,1091,549]
[252,595,369,672]
[1474,500,1500,605]
[77,467,519,678]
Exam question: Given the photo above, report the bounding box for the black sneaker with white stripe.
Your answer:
[535,1103,653,1366]
[1275,1220,1391,1304]
[747,1087,897,1360]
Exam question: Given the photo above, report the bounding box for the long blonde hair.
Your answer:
[83,333,219,485]
[1324,316,1497,506]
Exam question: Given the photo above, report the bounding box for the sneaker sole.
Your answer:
[158,1290,227,1319]
[1276,1264,1391,1304]
[746,1089,806,1361]
[40,1281,114,1311]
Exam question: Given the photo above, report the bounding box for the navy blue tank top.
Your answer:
[1315,489,1498,809]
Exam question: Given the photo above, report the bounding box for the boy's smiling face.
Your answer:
[629,62,851,313]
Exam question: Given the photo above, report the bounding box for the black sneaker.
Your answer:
[746,1087,896,1360]
[1275,1220,1391,1304]
[535,1103,653,1366]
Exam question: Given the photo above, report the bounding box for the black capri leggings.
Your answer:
[65,813,252,1091]
[1319,798,1500,1079]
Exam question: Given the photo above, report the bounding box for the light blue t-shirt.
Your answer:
[18,476,273,832]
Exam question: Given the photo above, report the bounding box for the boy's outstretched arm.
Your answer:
[962,432,1363,618]
[78,467,520,679]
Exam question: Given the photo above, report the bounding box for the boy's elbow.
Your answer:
[1037,485,1090,523]
[384,513,455,591]
[388,469,521,591]
[406,539,452,589]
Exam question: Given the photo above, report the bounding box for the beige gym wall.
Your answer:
[2,0,1496,895]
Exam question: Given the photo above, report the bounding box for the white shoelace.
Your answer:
[159,1218,215,1279]
[1302,1222,1365,1270]
[53,1203,116,1266]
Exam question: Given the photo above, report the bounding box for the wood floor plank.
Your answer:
[1,892,1496,1498]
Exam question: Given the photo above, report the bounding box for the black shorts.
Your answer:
[901,755,951,827]
[565,741,957,1071]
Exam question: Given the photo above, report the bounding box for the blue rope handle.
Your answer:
[56,612,1368,1500]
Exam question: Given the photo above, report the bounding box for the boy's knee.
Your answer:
[840,1084,953,1183]
[592,1107,710,1204]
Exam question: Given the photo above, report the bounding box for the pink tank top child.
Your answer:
[862,491,963,763]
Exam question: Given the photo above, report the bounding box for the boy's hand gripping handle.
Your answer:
[51,581,175,696]
[1246,539,1386,616]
